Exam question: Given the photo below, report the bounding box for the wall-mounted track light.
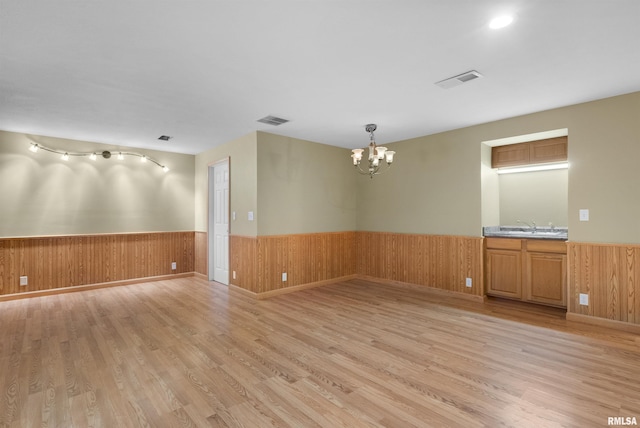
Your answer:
[27,143,169,172]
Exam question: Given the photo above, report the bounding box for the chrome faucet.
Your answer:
[517,219,537,231]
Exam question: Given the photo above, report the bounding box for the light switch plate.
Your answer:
[282,272,287,282]
[171,262,177,270]
[248,211,254,221]
[465,278,472,288]
[579,293,589,306]
[232,211,236,221]
[20,276,28,286]
[579,209,589,221]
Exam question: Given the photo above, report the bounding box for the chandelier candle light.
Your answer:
[351,124,395,178]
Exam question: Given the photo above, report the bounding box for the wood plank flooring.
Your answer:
[0,277,638,427]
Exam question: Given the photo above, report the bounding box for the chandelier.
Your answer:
[351,124,395,178]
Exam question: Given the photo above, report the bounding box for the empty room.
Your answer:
[1,1,640,427]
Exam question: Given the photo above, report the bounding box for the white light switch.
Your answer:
[579,293,589,306]
[248,211,254,221]
[465,278,472,288]
[282,272,287,282]
[171,262,177,270]
[579,209,589,221]
[232,211,236,221]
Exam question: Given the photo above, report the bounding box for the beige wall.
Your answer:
[481,143,500,227]
[256,132,356,236]
[194,132,258,236]
[357,91,640,244]
[0,131,194,237]
[356,128,482,236]
[498,169,568,227]
[7,91,637,244]
[564,93,640,243]
[194,131,356,238]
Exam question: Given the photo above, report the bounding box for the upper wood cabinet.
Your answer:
[491,136,567,168]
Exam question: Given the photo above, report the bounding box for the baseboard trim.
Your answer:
[227,283,259,298]
[193,272,208,280]
[0,272,195,302]
[566,312,640,334]
[227,274,485,302]
[229,274,359,300]
[357,275,486,303]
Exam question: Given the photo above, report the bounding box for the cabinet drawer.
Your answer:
[526,239,566,254]
[485,237,522,250]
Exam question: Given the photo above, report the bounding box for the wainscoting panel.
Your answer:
[0,232,195,295]
[356,231,484,297]
[195,231,208,276]
[229,232,356,294]
[230,235,258,292]
[567,242,640,324]
[256,232,356,293]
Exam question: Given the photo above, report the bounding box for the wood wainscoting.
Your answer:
[230,232,356,294]
[356,231,484,299]
[230,235,257,291]
[195,231,208,276]
[567,241,640,325]
[0,232,195,296]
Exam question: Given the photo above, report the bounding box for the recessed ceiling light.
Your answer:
[489,15,514,29]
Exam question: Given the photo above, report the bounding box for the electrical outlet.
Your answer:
[233,271,236,279]
[465,278,472,288]
[282,272,287,282]
[579,209,589,221]
[171,262,177,270]
[232,211,236,221]
[20,276,28,286]
[579,293,589,306]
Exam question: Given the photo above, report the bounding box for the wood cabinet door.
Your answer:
[525,252,567,307]
[491,143,530,168]
[529,137,568,165]
[486,250,522,299]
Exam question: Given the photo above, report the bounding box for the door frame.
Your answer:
[207,157,230,284]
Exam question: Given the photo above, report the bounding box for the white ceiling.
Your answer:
[1,1,639,155]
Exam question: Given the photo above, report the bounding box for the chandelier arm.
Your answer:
[354,164,373,175]
[372,163,392,175]
[353,162,392,177]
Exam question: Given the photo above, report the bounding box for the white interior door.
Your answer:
[208,160,229,284]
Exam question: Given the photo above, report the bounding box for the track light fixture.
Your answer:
[27,142,169,172]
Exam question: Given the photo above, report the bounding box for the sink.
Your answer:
[503,230,561,235]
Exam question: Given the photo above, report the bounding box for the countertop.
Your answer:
[483,226,568,240]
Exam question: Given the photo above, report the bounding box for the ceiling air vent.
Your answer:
[158,135,172,141]
[435,70,483,89]
[257,115,290,126]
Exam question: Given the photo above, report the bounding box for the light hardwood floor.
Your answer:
[0,277,638,427]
